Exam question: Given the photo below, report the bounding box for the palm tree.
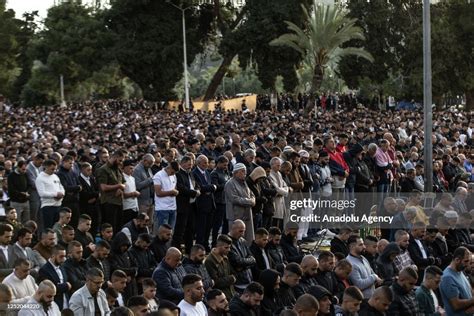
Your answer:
[270,1,374,93]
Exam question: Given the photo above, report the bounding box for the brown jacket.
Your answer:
[204,249,236,300]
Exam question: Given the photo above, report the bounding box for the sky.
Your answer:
[6,0,56,19]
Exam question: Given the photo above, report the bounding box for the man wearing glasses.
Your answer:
[69,267,110,315]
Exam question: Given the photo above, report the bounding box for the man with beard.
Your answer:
[183,244,213,291]
[63,241,89,291]
[415,265,445,316]
[387,267,420,315]
[2,258,37,304]
[346,236,382,299]
[205,234,236,300]
[229,282,264,316]
[18,280,60,315]
[150,224,172,263]
[127,233,156,287]
[57,155,82,227]
[96,149,126,232]
[276,263,302,308]
[294,255,319,298]
[86,240,111,283]
[69,267,110,315]
[210,156,231,245]
[38,245,71,309]
[178,274,207,316]
[358,286,393,316]
[440,247,474,316]
[315,251,338,295]
[207,289,229,316]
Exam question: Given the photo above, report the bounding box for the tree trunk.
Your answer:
[465,89,474,111]
[203,54,235,101]
[311,65,324,93]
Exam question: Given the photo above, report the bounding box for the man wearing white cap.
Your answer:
[224,163,256,243]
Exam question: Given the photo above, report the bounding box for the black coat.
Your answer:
[280,233,303,263]
[38,261,70,308]
[193,168,216,213]
[57,166,81,203]
[176,169,199,214]
[376,242,401,286]
[150,236,170,263]
[210,168,230,205]
[63,257,88,291]
[407,234,435,283]
[265,242,286,272]
[228,236,256,287]
[78,175,99,213]
[275,281,297,309]
[229,295,260,316]
[128,244,156,279]
[249,242,274,280]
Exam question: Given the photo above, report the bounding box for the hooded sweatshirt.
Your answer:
[375,242,401,286]
[259,269,282,316]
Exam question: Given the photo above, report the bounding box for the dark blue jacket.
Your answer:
[57,166,81,203]
[152,260,186,304]
[38,261,70,308]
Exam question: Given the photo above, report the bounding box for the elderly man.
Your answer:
[453,187,468,215]
[224,163,256,243]
[69,267,110,315]
[268,157,290,230]
[133,153,156,227]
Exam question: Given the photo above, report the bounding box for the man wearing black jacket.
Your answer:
[315,251,338,295]
[266,227,286,272]
[330,228,352,257]
[63,241,88,291]
[172,156,200,254]
[210,156,230,246]
[280,222,304,264]
[128,233,156,288]
[228,220,256,293]
[57,155,82,227]
[407,222,436,284]
[249,228,274,280]
[229,282,264,316]
[294,255,319,298]
[78,162,100,235]
[358,286,393,316]
[7,160,30,223]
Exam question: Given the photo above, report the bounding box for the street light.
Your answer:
[167,0,193,110]
[423,0,433,193]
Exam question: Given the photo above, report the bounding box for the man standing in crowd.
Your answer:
[133,153,156,226]
[36,159,65,230]
[153,161,180,233]
[7,160,30,223]
[225,164,256,242]
[26,153,45,225]
[78,162,100,234]
[96,149,126,231]
[57,155,82,227]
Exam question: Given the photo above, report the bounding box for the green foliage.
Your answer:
[106,0,213,100]
[270,1,373,93]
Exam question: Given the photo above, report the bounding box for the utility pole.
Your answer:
[423,0,433,193]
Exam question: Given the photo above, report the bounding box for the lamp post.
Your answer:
[423,0,433,193]
[167,1,193,110]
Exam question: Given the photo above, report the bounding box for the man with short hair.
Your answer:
[18,280,60,316]
[440,246,474,316]
[178,274,207,316]
[0,223,14,278]
[224,163,256,242]
[416,265,444,315]
[127,295,150,316]
[58,225,75,249]
[121,212,150,244]
[69,267,110,315]
[393,230,417,274]
[229,282,264,316]
[75,214,95,258]
[133,153,156,224]
[280,222,304,264]
[294,255,319,298]
[26,153,45,224]
[7,160,31,223]
[387,267,420,315]
[346,235,382,299]
[36,159,65,230]
[52,207,72,241]
[210,155,231,246]
[308,285,334,316]
[152,247,186,304]
[153,161,180,232]
[249,228,274,280]
[63,241,89,291]
[228,220,256,293]
[183,244,213,291]
[358,285,393,316]
[96,149,126,233]
[57,155,82,227]
[331,227,352,258]
[122,159,141,225]
[86,240,111,282]
[127,233,156,281]
[11,228,42,275]
[335,286,364,316]
[266,226,286,270]
[2,258,37,303]
[407,221,436,283]
[38,245,71,309]
[205,234,236,300]
[315,251,338,296]
[150,224,172,263]
[109,269,128,307]
[207,288,229,316]
[276,262,303,308]
[292,294,320,316]
[78,162,100,234]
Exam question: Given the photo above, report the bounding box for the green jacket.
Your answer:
[415,285,441,316]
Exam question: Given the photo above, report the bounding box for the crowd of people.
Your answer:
[0,99,472,315]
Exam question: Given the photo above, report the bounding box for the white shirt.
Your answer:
[178,300,208,316]
[49,260,68,309]
[0,245,9,262]
[153,169,177,210]
[2,272,38,303]
[35,172,65,207]
[18,296,61,316]
[415,239,428,259]
[123,173,138,211]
